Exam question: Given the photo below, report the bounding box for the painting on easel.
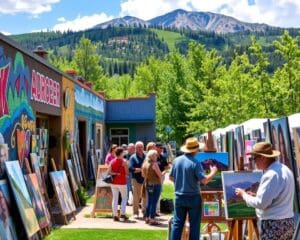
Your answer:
[50,170,76,216]
[222,171,262,219]
[0,180,18,240]
[5,161,40,238]
[195,152,229,190]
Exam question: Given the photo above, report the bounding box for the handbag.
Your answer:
[102,162,123,184]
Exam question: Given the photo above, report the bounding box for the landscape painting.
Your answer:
[0,180,18,240]
[222,171,263,219]
[50,170,76,215]
[5,161,40,237]
[24,174,51,229]
[195,152,229,190]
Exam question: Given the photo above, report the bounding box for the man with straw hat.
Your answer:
[169,137,218,240]
[235,142,295,240]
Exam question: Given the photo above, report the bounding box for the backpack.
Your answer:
[160,198,174,214]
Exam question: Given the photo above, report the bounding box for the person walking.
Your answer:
[235,142,295,240]
[129,141,146,219]
[170,137,218,240]
[142,149,165,225]
[108,147,129,222]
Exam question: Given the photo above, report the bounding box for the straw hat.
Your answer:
[180,137,200,153]
[246,142,280,158]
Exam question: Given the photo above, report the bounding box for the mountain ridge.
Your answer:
[94,8,276,33]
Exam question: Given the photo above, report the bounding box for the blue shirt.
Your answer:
[170,154,205,196]
[129,153,145,184]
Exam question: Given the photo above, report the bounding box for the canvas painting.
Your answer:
[234,126,245,164]
[50,170,76,215]
[226,131,235,170]
[5,161,40,237]
[222,171,263,219]
[16,129,26,166]
[195,152,229,190]
[39,149,45,167]
[251,129,262,142]
[30,153,46,194]
[0,144,9,179]
[0,180,18,240]
[71,143,83,182]
[24,174,51,229]
[263,120,272,144]
[31,135,38,153]
[66,159,79,192]
[25,130,31,160]
[220,134,227,152]
[293,128,300,166]
[95,149,102,165]
[39,129,48,149]
[203,202,220,217]
[271,117,296,171]
[244,140,256,169]
[96,165,110,188]
[94,186,112,211]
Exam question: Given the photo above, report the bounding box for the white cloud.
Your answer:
[120,0,300,27]
[0,0,60,15]
[0,31,11,35]
[52,13,114,32]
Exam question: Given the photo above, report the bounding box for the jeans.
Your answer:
[111,184,128,217]
[127,173,132,197]
[145,184,161,219]
[171,194,202,240]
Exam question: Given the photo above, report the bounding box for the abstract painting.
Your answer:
[222,171,262,219]
[50,170,76,215]
[5,161,40,237]
[0,179,18,240]
[24,174,51,229]
[195,152,229,190]
[0,144,9,179]
[203,202,220,217]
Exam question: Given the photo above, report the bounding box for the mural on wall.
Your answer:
[74,84,104,143]
[0,46,35,160]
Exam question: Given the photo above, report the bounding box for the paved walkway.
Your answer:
[61,204,171,230]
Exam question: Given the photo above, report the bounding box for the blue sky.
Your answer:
[1,0,299,35]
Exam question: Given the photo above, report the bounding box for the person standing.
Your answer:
[129,141,146,219]
[235,142,295,240]
[105,144,118,165]
[108,147,129,222]
[170,137,218,240]
[142,149,165,225]
[124,143,135,205]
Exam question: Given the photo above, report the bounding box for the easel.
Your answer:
[91,165,112,217]
[227,157,260,240]
[50,158,76,225]
[24,158,51,239]
[201,131,229,239]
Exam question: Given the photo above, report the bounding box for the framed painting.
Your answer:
[222,171,262,219]
[5,161,40,238]
[95,165,110,188]
[94,186,112,212]
[24,174,51,229]
[195,152,229,190]
[66,159,79,192]
[30,153,46,194]
[0,144,9,179]
[50,170,76,216]
[0,179,18,240]
[203,202,219,217]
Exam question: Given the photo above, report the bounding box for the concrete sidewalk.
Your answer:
[61,203,171,230]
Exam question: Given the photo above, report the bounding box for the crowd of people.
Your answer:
[104,141,170,225]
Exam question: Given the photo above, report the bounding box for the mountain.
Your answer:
[94,16,148,29]
[226,181,260,200]
[200,159,228,171]
[94,9,275,34]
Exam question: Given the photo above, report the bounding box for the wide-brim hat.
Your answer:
[246,142,280,158]
[180,137,200,153]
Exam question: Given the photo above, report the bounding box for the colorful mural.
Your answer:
[0,46,35,160]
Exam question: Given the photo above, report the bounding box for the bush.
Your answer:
[77,186,89,206]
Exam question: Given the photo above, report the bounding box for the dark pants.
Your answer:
[146,184,161,219]
[171,194,202,240]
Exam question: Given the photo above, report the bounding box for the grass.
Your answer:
[45,229,168,240]
[161,183,175,200]
[152,29,187,51]
[228,202,256,218]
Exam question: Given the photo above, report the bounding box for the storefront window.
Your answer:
[110,128,129,146]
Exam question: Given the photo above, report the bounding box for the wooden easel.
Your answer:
[24,158,51,239]
[227,157,260,240]
[50,158,76,225]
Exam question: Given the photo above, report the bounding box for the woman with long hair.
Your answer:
[142,149,165,225]
[105,144,118,165]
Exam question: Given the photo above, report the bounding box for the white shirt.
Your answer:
[242,160,295,220]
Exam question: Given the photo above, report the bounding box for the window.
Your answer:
[110,128,129,146]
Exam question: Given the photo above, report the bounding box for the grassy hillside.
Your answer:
[152,29,188,51]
